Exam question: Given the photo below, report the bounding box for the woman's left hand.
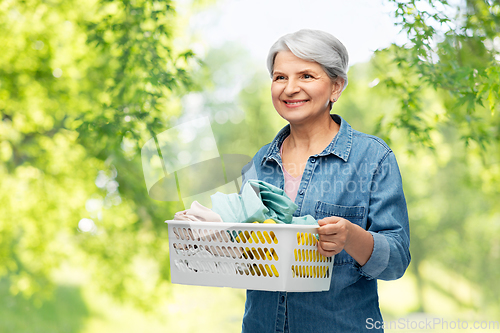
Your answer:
[317,216,352,257]
[317,215,375,266]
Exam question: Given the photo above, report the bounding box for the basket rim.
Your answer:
[165,220,319,231]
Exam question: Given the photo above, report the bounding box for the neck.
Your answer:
[285,113,340,155]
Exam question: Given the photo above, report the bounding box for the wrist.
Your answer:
[343,222,374,267]
[343,220,356,252]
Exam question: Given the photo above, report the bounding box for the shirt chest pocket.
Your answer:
[314,201,366,266]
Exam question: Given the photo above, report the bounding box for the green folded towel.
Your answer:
[210,179,317,226]
[291,215,318,226]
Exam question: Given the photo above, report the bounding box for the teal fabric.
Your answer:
[291,215,317,226]
[211,179,317,225]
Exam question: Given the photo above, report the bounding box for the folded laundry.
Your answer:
[211,179,317,226]
[174,200,223,222]
[291,215,317,226]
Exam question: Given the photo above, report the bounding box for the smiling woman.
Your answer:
[271,51,341,129]
[240,29,410,333]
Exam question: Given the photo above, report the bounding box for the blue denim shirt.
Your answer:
[240,114,410,333]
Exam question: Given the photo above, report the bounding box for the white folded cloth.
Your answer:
[173,201,223,222]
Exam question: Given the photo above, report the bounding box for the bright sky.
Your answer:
[189,0,408,66]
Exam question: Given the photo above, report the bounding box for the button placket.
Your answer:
[301,159,318,193]
[275,292,288,333]
[293,158,317,214]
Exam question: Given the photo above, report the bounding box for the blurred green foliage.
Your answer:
[381,0,500,150]
[0,280,89,333]
[374,0,500,313]
[0,0,193,308]
[1,0,500,331]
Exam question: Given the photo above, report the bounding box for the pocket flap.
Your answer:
[315,202,365,219]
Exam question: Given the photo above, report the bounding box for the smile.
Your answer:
[284,100,308,106]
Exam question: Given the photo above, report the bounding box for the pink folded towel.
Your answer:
[174,201,223,222]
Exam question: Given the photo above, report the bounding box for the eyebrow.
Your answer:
[298,69,319,76]
[272,69,320,76]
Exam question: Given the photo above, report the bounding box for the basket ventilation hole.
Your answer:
[175,243,265,260]
[294,249,329,262]
[231,263,279,278]
[182,228,190,240]
[210,245,217,257]
[257,248,266,260]
[235,231,245,244]
[297,232,315,246]
[191,229,200,241]
[187,228,195,241]
[256,231,265,243]
[291,265,329,278]
[228,247,236,259]
[251,248,260,260]
[262,231,272,243]
[173,227,180,239]
[244,231,252,243]
[252,264,261,276]
[269,231,278,244]
[245,247,254,260]
[203,229,210,242]
[296,232,318,246]
[238,247,278,261]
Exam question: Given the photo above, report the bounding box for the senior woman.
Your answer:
[240,29,410,332]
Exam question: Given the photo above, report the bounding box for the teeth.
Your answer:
[286,101,305,105]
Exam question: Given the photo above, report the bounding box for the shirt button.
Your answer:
[310,157,316,163]
[299,190,304,195]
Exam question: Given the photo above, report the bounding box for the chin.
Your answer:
[277,110,318,124]
[279,114,310,126]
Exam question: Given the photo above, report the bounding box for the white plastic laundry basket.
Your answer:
[166,220,334,292]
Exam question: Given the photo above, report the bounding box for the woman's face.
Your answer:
[271,51,343,126]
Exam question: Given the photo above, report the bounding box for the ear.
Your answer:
[330,77,344,103]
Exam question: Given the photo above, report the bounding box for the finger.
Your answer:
[317,242,336,257]
[317,216,342,226]
[317,219,327,226]
[318,239,339,251]
[318,223,342,236]
[318,231,348,248]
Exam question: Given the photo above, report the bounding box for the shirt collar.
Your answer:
[260,114,352,165]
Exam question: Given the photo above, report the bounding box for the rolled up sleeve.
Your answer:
[356,151,411,280]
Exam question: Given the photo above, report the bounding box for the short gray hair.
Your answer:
[267,29,349,91]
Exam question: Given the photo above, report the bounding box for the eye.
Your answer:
[274,75,286,81]
[303,74,313,79]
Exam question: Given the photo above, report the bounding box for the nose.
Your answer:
[284,78,300,95]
